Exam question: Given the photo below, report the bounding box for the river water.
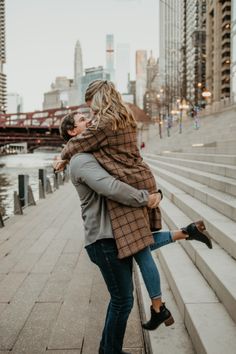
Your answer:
[0,152,59,217]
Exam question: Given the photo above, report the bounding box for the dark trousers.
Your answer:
[85,239,134,354]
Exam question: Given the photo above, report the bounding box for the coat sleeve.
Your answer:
[61,126,107,161]
[70,153,149,207]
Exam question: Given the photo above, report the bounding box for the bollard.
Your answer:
[18,174,29,207]
[39,179,45,199]
[58,172,64,186]
[28,185,36,206]
[0,212,4,227]
[39,169,47,196]
[53,173,59,190]
[14,191,23,215]
[46,177,53,194]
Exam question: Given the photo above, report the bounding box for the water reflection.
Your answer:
[0,152,58,217]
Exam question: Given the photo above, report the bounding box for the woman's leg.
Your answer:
[134,247,162,312]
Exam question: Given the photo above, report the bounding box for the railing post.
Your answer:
[39,180,45,199]
[53,173,59,190]
[18,174,29,207]
[46,177,52,194]
[14,191,23,215]
[0,212,4,227]
[28,185,36,206]
[39,169,47,196]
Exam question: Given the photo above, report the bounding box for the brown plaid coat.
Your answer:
[61,121,162,259]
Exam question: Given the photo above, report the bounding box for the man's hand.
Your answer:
[147,192,162,208]
[53,157,68,172]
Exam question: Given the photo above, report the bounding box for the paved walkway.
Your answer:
[0,183,145,354]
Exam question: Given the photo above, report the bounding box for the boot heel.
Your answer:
[164,315,174,326]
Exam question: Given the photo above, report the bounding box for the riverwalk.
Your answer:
[0,182,144,354]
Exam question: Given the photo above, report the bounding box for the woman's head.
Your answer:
[85,80,136,130]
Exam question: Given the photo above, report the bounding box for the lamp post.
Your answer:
[178,100,189,134]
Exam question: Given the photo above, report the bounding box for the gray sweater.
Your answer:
[70,153,149,246]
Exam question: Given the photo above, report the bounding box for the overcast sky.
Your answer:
[6,0,159,112]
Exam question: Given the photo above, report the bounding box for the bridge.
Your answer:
[0,104,151,151]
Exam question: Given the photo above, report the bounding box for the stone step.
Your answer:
[160,151,236,166]
[157,243,236,354]
[153,174,236,260]
[160,197,236,324]
[148,163,236,221]
[145,156,236,197]
[135,229,195,354]
[145,154,236,179]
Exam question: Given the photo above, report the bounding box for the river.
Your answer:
[0,152,59,217]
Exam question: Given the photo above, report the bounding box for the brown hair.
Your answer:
[85,80,136,130]
[60,111,78,141]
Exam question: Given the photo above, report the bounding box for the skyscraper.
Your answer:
[0,0,6,113]
[159,0,181,106]
[183,0,206,106]
[135,50,147,109]
[74,40,83,87]
[106,34,115,83]
[116,43,130,93]
[206,0,231,104]
[231,0,236,102]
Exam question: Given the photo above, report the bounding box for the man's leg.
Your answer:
[86,239,134,354]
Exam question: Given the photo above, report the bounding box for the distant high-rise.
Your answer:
[135,50,147,109]
[7,93,23,113]
[159,0,181,106]
[79,66,110,103]
[106,34,115,83]
[232,0,236,102]
[116,43,130,93]
[74,40,83,87]
[0,0,6,113]
[206,0,231,104]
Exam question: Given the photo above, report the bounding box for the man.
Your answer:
[54,113,160,354]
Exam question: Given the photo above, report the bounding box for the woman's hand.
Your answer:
[147,192,162,208]
[53,157,68,172]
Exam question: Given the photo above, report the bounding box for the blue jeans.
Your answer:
[85,239,134,354]
[134,230,174,299]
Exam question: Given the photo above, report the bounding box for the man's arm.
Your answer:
[70,153,150,207]
[61,124,107,161]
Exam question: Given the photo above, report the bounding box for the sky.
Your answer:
[6,0,159,112]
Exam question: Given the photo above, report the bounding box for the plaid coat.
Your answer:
[61,121,162,259]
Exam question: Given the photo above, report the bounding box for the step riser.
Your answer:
[146,158,236,197]
[161,208,236,324]
[160,153,236,166]
[158,180,236,260]
[151,166,236,222]
[147,156,236,180]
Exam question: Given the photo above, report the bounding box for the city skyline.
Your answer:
[6,0,158,112]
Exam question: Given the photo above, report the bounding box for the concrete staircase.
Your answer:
[136,139,236,354]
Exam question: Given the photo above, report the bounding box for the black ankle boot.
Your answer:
[142,303,174,331]
[182,220,212,249]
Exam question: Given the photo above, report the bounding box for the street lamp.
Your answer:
[178,101,189,134]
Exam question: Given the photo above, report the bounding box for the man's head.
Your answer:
[60,111,88,141]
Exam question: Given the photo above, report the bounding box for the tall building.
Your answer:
[106,34,115,83]
[0,0,6,113]
[74,40,83,87]
[183,0,206,106]
[116,43,130,93]
[43,77,77,110]
[79,66,110,103]
[159,0,182,107]
[135,50,147,109]
[231,0,236,102]
[206,0,231,104]
[144,53,160,119]
[7,93,23,113]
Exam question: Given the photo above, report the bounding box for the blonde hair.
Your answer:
[85,80,137,130]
